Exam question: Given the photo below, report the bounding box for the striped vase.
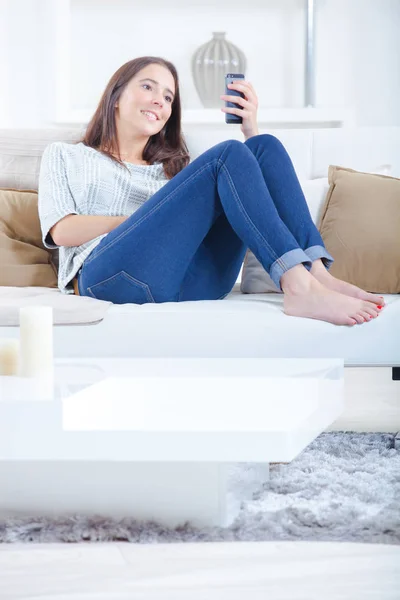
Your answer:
[191,32,247,108]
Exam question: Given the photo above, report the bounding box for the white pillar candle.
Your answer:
[19,306,54,377]
[0,339,20,376]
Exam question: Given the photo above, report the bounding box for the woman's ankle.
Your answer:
[310,258,328,276]
[280,264,315,295]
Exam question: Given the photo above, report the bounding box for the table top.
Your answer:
[0,358,344,463]
[1,356,344,388]
[0,356,343,402]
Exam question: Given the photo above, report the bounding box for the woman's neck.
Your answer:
[115,125,150,164]
[122,157,150,165]
[98,146,150,166]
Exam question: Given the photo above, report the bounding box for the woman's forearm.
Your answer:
[50,214,128,247]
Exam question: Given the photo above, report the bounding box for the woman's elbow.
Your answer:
[49,223,64,246]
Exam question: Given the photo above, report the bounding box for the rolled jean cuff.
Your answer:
[304,245,335,270]
[269,248,312,292]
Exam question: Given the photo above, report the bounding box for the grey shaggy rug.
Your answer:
[1,432,399,545]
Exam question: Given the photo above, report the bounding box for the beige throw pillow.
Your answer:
[0,188,58,287]
[319,166,400,294]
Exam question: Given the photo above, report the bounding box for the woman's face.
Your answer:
[116,64,176,134]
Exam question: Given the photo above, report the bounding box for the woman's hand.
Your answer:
[220,80,259,139]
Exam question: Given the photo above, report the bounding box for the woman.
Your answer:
[38,56,385,326]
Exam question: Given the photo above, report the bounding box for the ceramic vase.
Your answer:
[191,32,247,108]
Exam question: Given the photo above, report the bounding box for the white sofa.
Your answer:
[0,126,399,372]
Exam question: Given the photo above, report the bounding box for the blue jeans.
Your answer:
[77,134,334,304]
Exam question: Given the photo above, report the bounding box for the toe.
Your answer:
[352,313,365,325]
[369,294,385,307]
[363,301,380,314]
[360,310,372,322]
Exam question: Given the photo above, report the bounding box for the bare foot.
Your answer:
[310,261,385,308]
[281,266,381,326]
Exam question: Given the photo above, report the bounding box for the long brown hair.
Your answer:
[81,57,190,179]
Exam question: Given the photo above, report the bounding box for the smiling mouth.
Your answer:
[141,111,159,121]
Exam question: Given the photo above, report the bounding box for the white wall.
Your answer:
[0,0,399,127]
[0,0,60,127]
[349,0,400,126]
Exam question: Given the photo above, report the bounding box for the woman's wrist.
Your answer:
[117,215,129,226]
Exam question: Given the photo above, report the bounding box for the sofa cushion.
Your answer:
[319,165,400,294]
[0,128,85,190]
[0,286,112,326]
[0,188,58,287]
[1,284,397,367]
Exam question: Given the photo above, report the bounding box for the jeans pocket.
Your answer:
[87,271,155,304]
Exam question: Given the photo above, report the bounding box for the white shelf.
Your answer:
[53,107,355,129]
[50,1,355,131]
[182,108,355,128]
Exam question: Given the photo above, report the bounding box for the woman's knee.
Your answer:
[214,138,246,153]
[203,138,251,165]
[245,134,288,159]
[245,133,281,149]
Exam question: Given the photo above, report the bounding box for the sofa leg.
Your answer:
[392,367,400,381]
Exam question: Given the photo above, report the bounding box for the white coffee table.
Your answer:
[0,358,343,527]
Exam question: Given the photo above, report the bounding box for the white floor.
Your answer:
[0,541,399,599]
[0,367,399,599]
[328,367,400,433]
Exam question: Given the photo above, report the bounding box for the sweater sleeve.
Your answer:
[38,142,78,249]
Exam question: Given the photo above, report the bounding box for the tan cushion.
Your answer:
[0,188,58,287]
[319,165,400,294]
